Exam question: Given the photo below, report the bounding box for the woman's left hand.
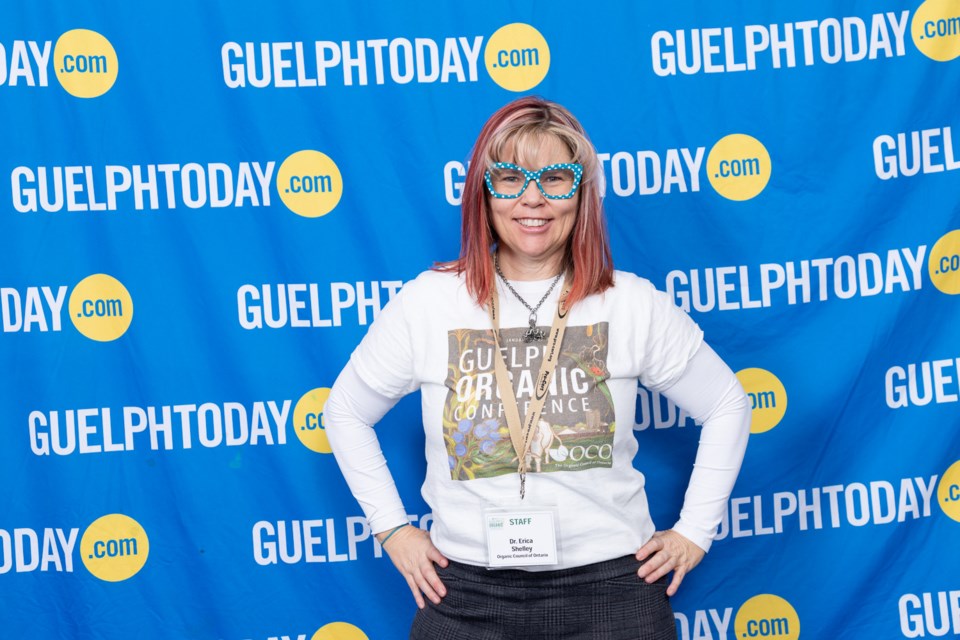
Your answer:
[635,529,705,596]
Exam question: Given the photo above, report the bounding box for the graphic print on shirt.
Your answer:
[444,322,614,480]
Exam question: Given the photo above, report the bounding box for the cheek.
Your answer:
[488,201,509,237]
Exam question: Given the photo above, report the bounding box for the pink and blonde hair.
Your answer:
[436,96,614,308]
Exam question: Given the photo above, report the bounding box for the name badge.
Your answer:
[483,507,559,567]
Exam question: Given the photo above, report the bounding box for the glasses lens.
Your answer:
[488,166,526,196]
[539,168,577,197]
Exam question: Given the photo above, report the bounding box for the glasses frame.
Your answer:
[484,162,584,200]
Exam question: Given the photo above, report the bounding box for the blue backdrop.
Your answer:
[2,1,959,638]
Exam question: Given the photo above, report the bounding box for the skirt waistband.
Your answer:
[439,554,641,588]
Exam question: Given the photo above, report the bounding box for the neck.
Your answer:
[495,250,564,281]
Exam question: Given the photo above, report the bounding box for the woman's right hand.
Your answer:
[378,525,449,609]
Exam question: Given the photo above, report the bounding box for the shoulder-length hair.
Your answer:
[436,96,614,309]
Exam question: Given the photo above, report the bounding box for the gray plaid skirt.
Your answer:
[410,555,677,639]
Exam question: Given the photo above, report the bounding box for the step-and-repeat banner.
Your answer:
[2,1,959,638]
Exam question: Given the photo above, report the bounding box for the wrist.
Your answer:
[377,523,410,545]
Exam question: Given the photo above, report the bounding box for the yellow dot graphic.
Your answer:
[735,594,801,640]
[484,23,551,92]
[707,134,772,201]
[293,387,333,453]
[735,368,787,434]
[277,150,343,218]
[69,274,134,342]
[928,229,960,294]
[312,622,369,640]
[912,0,960,62]
[53,29,119,98]
[80,514,150,582]
[937,459,960,523]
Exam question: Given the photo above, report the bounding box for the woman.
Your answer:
[324,96,751,639]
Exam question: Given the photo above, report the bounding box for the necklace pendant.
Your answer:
[523,319,545,343]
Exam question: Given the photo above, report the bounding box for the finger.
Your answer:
[415,570,443,605]
[666,567,686,597]
[635,536,662,561]
[637,549,670,578]
[642,555,676,583]
[426,545,449,568]
[419,560,447,598]
[404,574,426,609]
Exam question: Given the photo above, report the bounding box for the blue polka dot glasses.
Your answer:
[484,162,584,200]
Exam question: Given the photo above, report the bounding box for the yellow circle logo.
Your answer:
[69,274,134,341]
[928,229,960,294]
[938,459,960,523]
[912,0,960,62]
[706,134,772,201]
[80,514,150,582]
[484,24,551,92]
[735,594,801,640]
[53,29,119,98]
[277,150,343,218]
[736,368,787,434]
[294,387,333,453]
[312,622,369,640]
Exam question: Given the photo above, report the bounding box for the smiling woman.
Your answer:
[323,96,751,639]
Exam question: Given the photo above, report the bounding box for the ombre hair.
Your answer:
[436,96,614,309]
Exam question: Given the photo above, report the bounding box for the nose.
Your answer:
[519,180,546,205]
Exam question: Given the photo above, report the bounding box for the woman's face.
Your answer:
[488,135,580,279]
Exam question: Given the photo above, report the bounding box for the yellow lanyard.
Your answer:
[488,275,571,499]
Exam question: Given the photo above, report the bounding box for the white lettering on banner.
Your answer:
[886,357,960,408]
[674,608,733,640]
[635,387,697,431]
[1,286,66,332]
[252,513,433,566]
[221,37,483,88]
[444,160,468,206]
[0,528,78,574]
[237,281,404,329]
[27,401,291,456]
[899,591,960,638]
[10,162,275,213]
[443,147,704,206]
[715,476,938,540]
[0,41,51,86]
[651,11,909,76]
[666,246,927,312]
[874,127,960,179]
[597,149,704,197]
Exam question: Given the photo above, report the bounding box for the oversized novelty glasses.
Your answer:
[484,162,584,200]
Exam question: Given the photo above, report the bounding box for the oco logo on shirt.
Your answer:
[735,368,787,434]
[53,29,118,98]
[312,622,369,640]
[277,150,343,217]
[80,514,149,582]
[68,274,134,341]
[911,0,960,62]
[734,594,801,640]
[928,229,960,294]
[293,387,333,453]
[484,23,550,91]
[937,459,960,523]
[706,134,772,201]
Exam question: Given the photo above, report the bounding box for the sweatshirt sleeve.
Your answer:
[323,360,411,534]
[657,342,751,552]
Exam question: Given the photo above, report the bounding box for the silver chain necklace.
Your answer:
[494,253,563,343]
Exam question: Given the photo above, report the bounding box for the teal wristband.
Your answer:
[380,524,409,546]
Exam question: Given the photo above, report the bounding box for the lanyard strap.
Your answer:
[488,275,571,499]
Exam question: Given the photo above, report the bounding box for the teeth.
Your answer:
[518,219,547,227]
